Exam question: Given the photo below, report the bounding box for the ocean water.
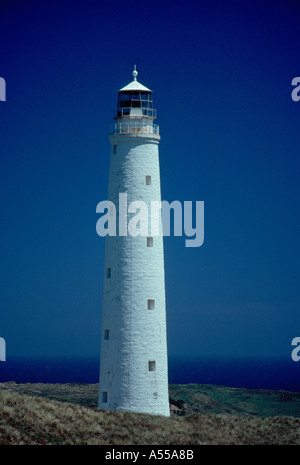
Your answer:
[0,356,299,392]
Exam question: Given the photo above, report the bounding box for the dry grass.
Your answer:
[0,389,299,445]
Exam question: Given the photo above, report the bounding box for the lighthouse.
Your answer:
[98,66,170,416]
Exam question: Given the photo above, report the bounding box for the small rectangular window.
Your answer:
[148,361,156,372]
[102,391,107,403]
[148,299,155,310]
[113,145,117,154]
[104,329,109,340]
[106,268,111,279]
[147,237,153,247]
[146,175,151,185]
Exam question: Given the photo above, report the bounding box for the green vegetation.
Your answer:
[169,384,300,418]
[0,382,299,445]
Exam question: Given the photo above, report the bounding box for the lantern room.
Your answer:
[115,66,157,119]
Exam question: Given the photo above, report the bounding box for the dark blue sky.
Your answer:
[0,0,299,361]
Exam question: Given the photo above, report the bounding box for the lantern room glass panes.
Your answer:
[117,91,155,118]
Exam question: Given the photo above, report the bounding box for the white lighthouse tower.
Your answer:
[98,66,170,416]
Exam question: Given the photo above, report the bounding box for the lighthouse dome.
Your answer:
[119,66,152,92]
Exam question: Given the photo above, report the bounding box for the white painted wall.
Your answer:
[99,131,170,416]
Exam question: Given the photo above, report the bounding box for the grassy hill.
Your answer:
[0,382,299,445]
